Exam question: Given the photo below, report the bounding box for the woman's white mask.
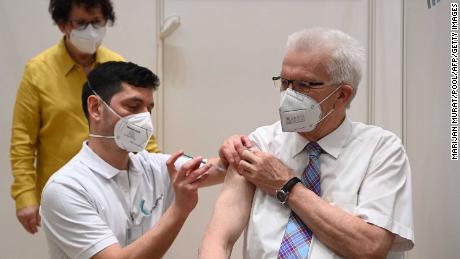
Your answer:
[89,95,154,153]
[70,26,106,54]
[279,86,341,132]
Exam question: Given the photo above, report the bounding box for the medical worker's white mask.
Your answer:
[279,86,341,132]
[89,96,154,153]
[69,26,106,54]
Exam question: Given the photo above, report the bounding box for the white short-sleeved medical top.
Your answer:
[243,118,414,259]
[40,142,184,259]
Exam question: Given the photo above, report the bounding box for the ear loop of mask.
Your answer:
[309,85,342,128]
[87,82,121,139]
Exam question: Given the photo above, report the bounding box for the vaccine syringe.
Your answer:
[181,154,227,172]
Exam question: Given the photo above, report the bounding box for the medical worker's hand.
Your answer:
[218,135,253,168]
[16,205,41,234]
[166,151,211,214]
[238,150,295,196]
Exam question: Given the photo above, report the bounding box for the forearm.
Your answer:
[12,188,38,210]
[10,147,39,209]
[126,204,188,258]
[95,204,189,259]
[10,76,40,209]
[94,153,207,259]
[11,127,39,209]
[287,184,394,259]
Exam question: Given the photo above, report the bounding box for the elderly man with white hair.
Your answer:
[199,28,414,259]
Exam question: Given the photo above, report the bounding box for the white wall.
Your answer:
[0,0,458,258]
[0,1,59,257]
[405,1,460,258]
[0,0,157,257]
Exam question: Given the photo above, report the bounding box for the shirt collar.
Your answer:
[56,37,76,76]
[78,141,124,179]
[290,132,310,158]
[291,117,352,159]
[56,37,111,76]
[317,117,351,159]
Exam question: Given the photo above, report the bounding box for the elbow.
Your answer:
[198,246,231,259]
[198,236,232,259]
[354,234,394,259]
[354,244,388,259]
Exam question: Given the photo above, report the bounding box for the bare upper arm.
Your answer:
[90,243,123,259]
[199,166,255,258]
[218,166,255,243]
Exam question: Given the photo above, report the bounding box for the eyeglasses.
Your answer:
[272,76,325,91]
[68,19,107,30]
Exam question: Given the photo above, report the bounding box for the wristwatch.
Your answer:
[275,177,302,205]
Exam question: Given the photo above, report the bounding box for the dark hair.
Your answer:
[82,61,159,120]
[49,0,116,24]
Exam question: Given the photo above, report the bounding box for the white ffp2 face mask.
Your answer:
[69,26,106,54]
[90,98,154,153]
[279,87,341,132]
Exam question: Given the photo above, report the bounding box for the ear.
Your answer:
[57,21,67,34]
[336,84,354,108]
[87,95,103,123]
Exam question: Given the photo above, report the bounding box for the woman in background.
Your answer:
[9,0,160,235]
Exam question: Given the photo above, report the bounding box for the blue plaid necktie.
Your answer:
[277,142,322,259]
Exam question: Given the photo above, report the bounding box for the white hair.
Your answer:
[286,28,365,102]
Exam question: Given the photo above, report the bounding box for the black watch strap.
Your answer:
[282,177,302,193]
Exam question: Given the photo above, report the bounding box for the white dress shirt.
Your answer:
[243,118,414,259]
[40,142,185,259]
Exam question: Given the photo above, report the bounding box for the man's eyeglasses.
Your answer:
[272,76,325,91]
[69,19,107,30]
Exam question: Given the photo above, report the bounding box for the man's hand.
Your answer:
[166,151,211,214]
[218,135,253,168]
[238,150,294,195]
[16,205,40,234]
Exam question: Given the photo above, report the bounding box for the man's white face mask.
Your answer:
[279,86,341,132]
[70,25,106,54]
[89,94,154,153]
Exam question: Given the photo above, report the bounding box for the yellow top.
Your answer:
[10,38,160,210]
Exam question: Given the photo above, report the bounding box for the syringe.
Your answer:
[181,154,227,172]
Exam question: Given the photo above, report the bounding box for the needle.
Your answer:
[182,154,227,172]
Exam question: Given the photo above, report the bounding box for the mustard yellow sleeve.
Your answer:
[10,64,40,210]
[146,134,161,153]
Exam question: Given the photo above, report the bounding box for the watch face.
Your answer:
[276,190,287,203]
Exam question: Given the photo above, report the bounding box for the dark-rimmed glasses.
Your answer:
[68,19,107,30]
[272,76,325,91]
